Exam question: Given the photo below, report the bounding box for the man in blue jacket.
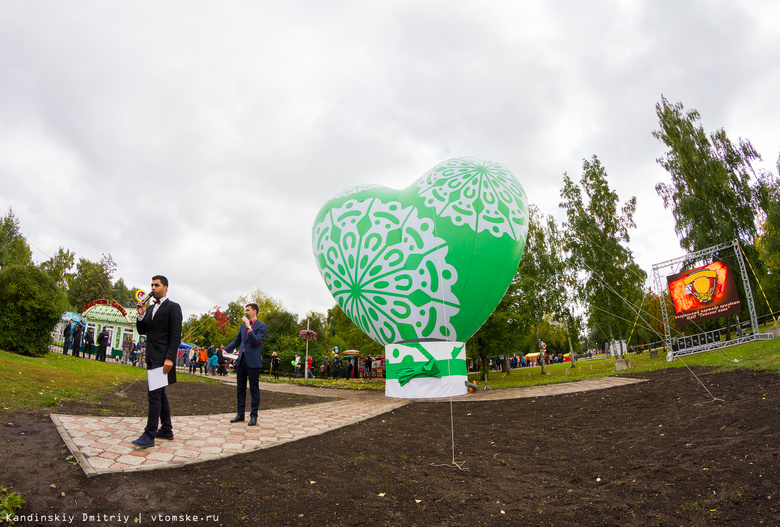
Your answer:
[224,303,267,426]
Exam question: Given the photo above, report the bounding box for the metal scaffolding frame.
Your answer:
[651,239,773,360]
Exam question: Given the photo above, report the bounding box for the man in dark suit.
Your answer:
[132,275,182,448]
[96,327,110,361]
[62,321,72,354]
[72,322,83,358]
[224,303,267,426]
[83,327,94,358]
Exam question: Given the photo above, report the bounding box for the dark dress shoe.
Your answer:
[230,415,245,423]
[131,434,155,449]
[155,431,174,440]
[248,417,257,426]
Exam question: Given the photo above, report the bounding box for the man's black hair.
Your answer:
[152,275,169,287]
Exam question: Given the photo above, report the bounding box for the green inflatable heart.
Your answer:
[312,156,528,346]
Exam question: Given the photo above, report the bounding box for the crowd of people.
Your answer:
[59,321,385,381]
[59,320,147,365]
[183,344,229,376]
[287,352,382,380]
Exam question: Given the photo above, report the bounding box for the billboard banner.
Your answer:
[666,259,742,327]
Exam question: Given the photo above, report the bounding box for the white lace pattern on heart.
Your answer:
[312,198,459,346]
[417,156,528,240]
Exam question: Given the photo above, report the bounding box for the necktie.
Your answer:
[151,299,161,319]
[239,323,250,364]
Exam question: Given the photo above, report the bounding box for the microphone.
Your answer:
[136,290,154,307]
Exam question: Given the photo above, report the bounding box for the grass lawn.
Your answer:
[2,334,778,409]
[470,336,780,390]
[0,350,221,413]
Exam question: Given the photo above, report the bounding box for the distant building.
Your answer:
[53,299,139,360]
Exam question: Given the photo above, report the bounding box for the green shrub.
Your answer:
[0,486,25,524]
[0,264,66,357]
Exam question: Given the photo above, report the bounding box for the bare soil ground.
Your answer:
[1,367,779,526]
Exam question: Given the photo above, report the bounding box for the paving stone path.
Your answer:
[52,375,645,477]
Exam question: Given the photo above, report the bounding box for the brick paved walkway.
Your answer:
[52,375,645,477]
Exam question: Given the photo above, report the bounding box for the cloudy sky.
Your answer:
[1,0,779,321]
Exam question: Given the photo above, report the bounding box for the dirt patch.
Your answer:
[54,378,335,417]
[1,368,779,526]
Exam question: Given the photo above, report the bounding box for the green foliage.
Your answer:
[560,156,646,347]
[328,335,347,352]
[327,305,382,355]
[0,486,25,525]
[112,278,138,308]
[0,265,66,357]
[264,309,301,350]
[244,289,287,321]
[38,247,75,288]
[67,254,116,310]
[182,312,235,347]
[653,96,764,253]
[520,205,571,346]
[0,209,31,269]
[756,167,780,315]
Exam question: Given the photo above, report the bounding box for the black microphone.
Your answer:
[137,291,154,308]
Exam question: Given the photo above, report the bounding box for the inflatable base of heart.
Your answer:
[385,341,467,399]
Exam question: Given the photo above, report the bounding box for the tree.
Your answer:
[263,309,300,351]
[756,166,780,316]
[39,247,75,288]
[246,289,286,321]
[0,264,67,356]
[513,204,572,373]
[182,313,230,348]
[224,299,246,326]
[327,305,383,355]
[470,292,526,375]
[560,156,647,354]
[653,96,765,253]
[67,254,116,311]
[112,278,137,308]
[0,208,32,269]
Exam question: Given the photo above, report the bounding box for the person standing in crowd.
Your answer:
[332,352,341,378]
[132,275,182,449]
[71,322,83,358]
[217,345,226,376]
[136,336,146,363]
[321,355,330,379]
[122,334,134,364]
[208,352,218,375]
[97,326,110,362]
[206,344,215,370]
[294,354,301,377]
[197,346,207,374]
[83,327,94,359]
[363,355,372,379]
[188,346,197,374]
[131,341,140,367]
[62,321,72,355]
[271,351,281,380]
[224,303,267,426]
[307,355,316,378]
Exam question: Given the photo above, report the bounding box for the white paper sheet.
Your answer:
[147,367,169,391]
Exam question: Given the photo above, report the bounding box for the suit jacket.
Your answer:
[136,298,183,383]
[224,319,267,369]
[97,329,110,347]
